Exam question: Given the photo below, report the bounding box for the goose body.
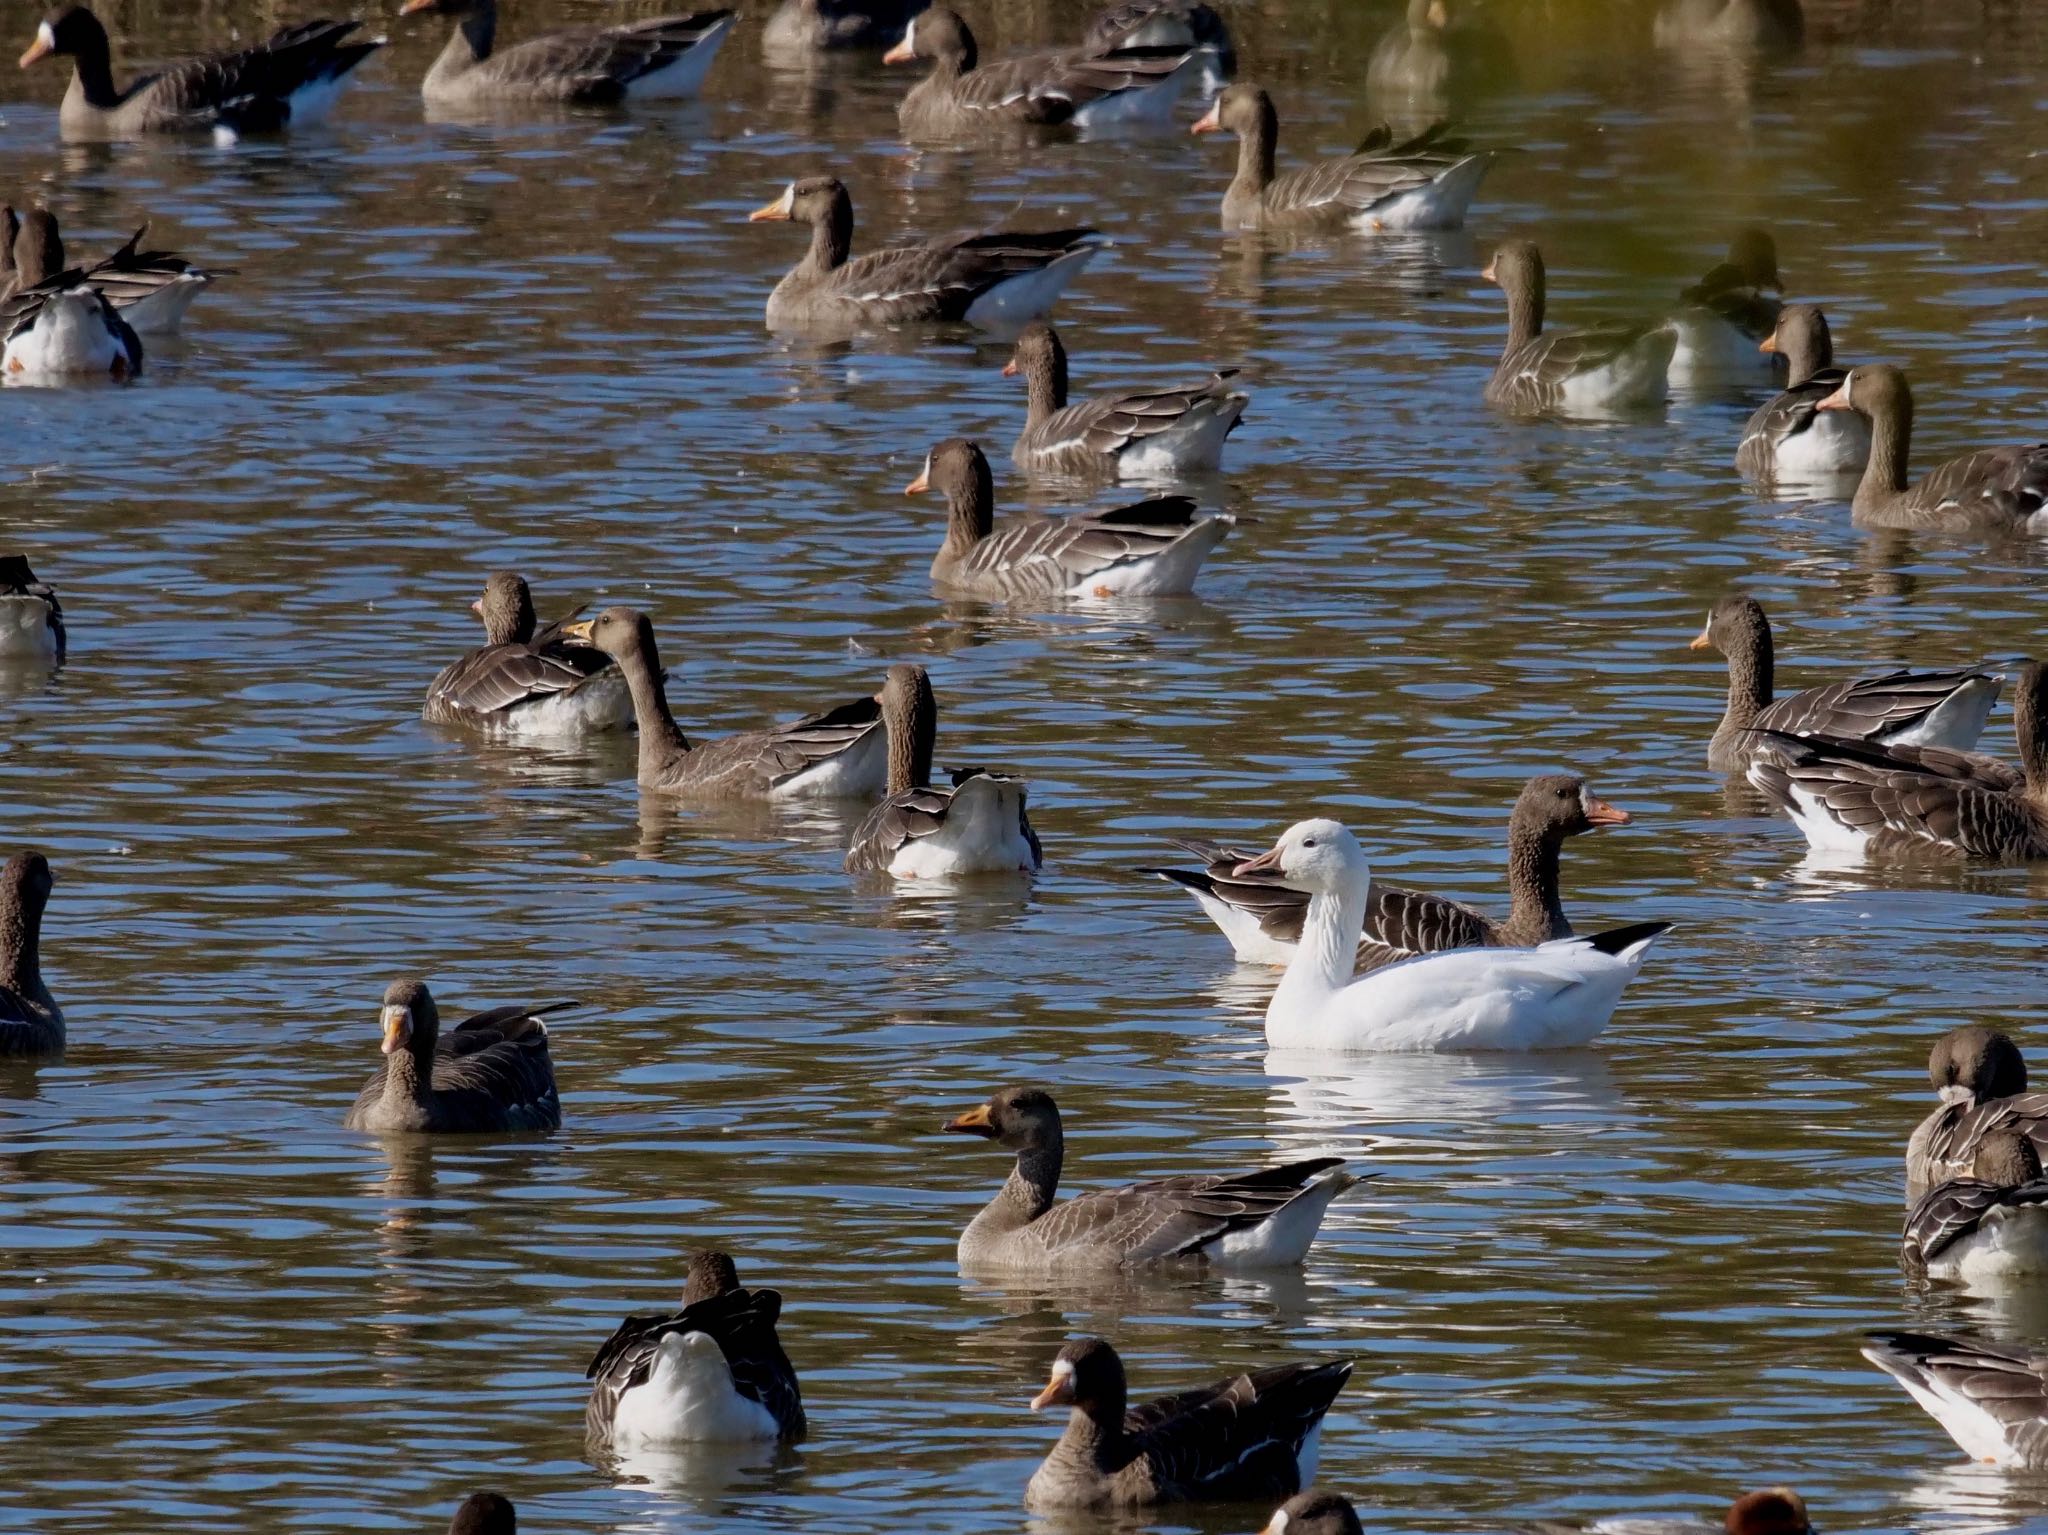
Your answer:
[343,978,567,1134]
[1819,366,2048,534]
[423,572,633,739]
[0,853,62,1058]
[3,279,140,379]
[763,0,926,53]
[1736,306,1868,481]
[1085,1,1233,91]
[1667,230,1781,389]
[1259,1490,1365,1535]
[0,556,65,661]
[1862,1331,2048,1467]
[1482,241,1673,415]
[1006,322,1247,481]
[400,0,733,104]
[5,210,221,334]
[1904,1174,2048,1286]
[1909,1028,2048,1200]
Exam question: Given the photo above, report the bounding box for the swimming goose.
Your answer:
[885,8,1197,136]
[1902,1130,2048,1285]
[2,208,221,332]
[1668,228,1781,388]
[2,270,140,379]
[943,1085,1353,1273]
[1736,305,1868,481]
[1483,240,1675,415]
[1025,1336,1352,1508]
[1745,660,2048,862]
[1258,1491,1362,1535]
[448,1493,516,1535]
[1654,0,1804,51]
[1005,321,1248,481]
[19,6,384,136]
[763,0,925,52]
[398,0,733,104]
[1527,1490,1813,1535]
[1366,0,1515,107]
[1862,1330,2048,1466]
[1690,593,1998,771]
[0,852,62,1058]
[1085,2,1233,89]
[0,555,65,661]
[1909,1027,2048,1199]
[343,976,567,1134]
[910,438,1235,599]
[1813,365,2048,533]
[1242,819,1671,1052]
[1190,86,1492,232]
[422,571,633,739]
[585,1250,805,1444]
[1144,774,1628,968]
[843,664,1041,877]
[559,607,886,799]
[749,177,1100,333]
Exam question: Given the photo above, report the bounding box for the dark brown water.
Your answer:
[6,1,2048,1530]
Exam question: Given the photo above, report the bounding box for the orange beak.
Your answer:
[1814,379,1851,412]
[882,35,915,64]
[1233,845,1283,878]
[1000,358,1018,378]
[380,1005,411,1057]
[1582,795,1630,827]
[1758,329,1779,355]
[749,187,794,223]
[18,33,52,67]
[905,466,930,495]
[1479,256,1497,283]
[1030,1371,1075,1411]
[1190,102,1220,135]
[399,0,437,14]
[1689,621,1713,651]
[943,1102,997,1136]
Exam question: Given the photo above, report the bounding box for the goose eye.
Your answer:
[1302,837,1317,848]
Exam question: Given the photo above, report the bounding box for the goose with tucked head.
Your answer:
[1909,1026,2048,1199]
[1902,1128,2048,1287]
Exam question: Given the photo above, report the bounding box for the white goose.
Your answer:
[1238,819,1671,1052]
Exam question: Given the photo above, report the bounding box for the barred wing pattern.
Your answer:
[82,226,225,317]
[1868,445,2048,533]
[131,20,384,129]
[454,11,733,101]
[942,44,1192,123]
[1019,372,1247,474]
[1735,368,1846,479]
[843,768,1042,873]
[1008,1158,1346,1265]
[1264,124,1481,219]
[1124,1358,1352,1500]
[1914,1094,2048,1190]
[1903,1178,2048,1267]
[1864,1331,2048,1467]
[1753,668,2000,749]
[943,497,1219,597]
[1484,322,1670,413]
[666,696,883,795]
[822,227,1099,324]
[585,1285,805,1440]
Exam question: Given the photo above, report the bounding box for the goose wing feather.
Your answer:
[1036,372,1245,459]
[1264,137,1468,216]
[1910,445,2048,528]
[586,1286,803,1437]
[1865,1331,2048,1466]
[1747,730,2040,857]
[666,696,882,793]
[462,11,731,98]
[825,227,1098,322]
[131,19,376,121]
[1125,1358,1351,1499]
[1489,322,1668,408]
[956,497,1204,591]
[1756,668,1999,743]
[1736,368,1844,476]
[1921,1095,2048,1186]
[1905,1179,2048,1266]
[1025,1157,1346,1263]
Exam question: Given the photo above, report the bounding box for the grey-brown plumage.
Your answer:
[1006,322,1248,480]
[398,0,733,104]
[1902,1130,2048,1272]
[1259,1490,1363,1535]
[0,555,65,660]
[343,977,567,1134]
[0,852,62,1058]
[1907,1027,2048,1200]
[0,208,220,331]
[422,571,631,735]
[1678,228,1781,339]
[560,607,886,799]
[1,227,143,375]
[1085,1,1232,60]
[1482,239,1675,414]
[1736,305,1867,481]
[1863,1331,2048,1467]
[448,1492,515,1535]
[1025,1336,1352,1508]
[1691,593,1998,771]
[763,0,925,51]
[0,207,63,299]
[944,1086,1352,1273]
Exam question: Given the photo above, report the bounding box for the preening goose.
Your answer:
[1482,240,1674,416]
[910,438,1235,599]
[448,1492,516,1535]
[1690,593,1998,771]
[749,176,1099,333]
[1241,819,1670,1052]
[1190,86,1492,232]
[0,555,65,661]
[1816,365,2048,534]
[1005,321,1248,481]
[843,664,1041,877]
[19,6,383,137]
[1144,774,1629,969]
[1258,1491,1362,1535]
[422,571,633,739]
[343,976,568,1134]
[1745,660,2048,862]
[2,238,141,380]
[1025,1337,1352,1508]
[1,207,220,332]
[942,1085,1352,1273]
[398,0,733,104]
[585,1250,805,1444]
[1862,1330,2048,1467]
[0,852,62,1058]
[559,607,886,799]
[1735,305,1868,481]
[764,0,926,52]
[1909,1027,2048,1200]
[1902,1130,2048,1285]
[1668,228,1781,387]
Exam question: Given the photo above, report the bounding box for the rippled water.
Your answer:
[7,0,2048,1531]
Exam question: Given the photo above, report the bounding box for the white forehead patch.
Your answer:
[1268,1513,1291,1535]
[1049,1356,1074,1381]
[38,20,55,47]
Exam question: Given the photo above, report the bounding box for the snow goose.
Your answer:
[1005,321,1248,481]
[763,0,925,53]
[1735,305,1868,482]
[1025,1337,1351,1508]
[1691,593,1998,771]
[0,556,65,661]
[1902,1130,2048,1286]
[1257,1491,1362,1535]
[557,607,887,799]
[1909,1027,2048,1200]
[909,438,1235,599]
[343,977,569,1134]
[749,176,1100,334]
[843,664,1041,877]
[1745,660,2048,862]
[1190,86,1492,232]
[1862,1330,2048,1466]
[422,571,633,739]
[585,1250,805,1445]
[1239,819,1670,1052]
[19,6,384,136]
[397,0,733,104]
[1085,2,1233,91]
[942,1085,1352,1273]
[1668,229,1782,388]
[448,1493,516,1535]
[1144,774,1628,968]
[0,852,61,1058]
[1482,240,1674,416]
[1816,365,2048,533]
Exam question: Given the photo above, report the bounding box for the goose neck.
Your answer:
[1504,820,1566,934]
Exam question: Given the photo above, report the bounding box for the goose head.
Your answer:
[19,6,105,69]
[1930,1025,2027,1107]
[557,606,657,667]
[1190,82,1273,139]
[473,571,535,646]
[682,1249,741,1304]
[943,1084,1062,1151]
[1517,773,1628,838]
[1233,818,1368,894]
[1814,363,1909,425]
[379,975,441,1060]
[1260,1490,1363,1535]
[448,1492,516,1535]
[883,8,972,68]
[1030,1336,1126,1420]
[1725,1489,1810,1535]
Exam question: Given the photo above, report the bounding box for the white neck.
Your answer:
[1266,862,1370,1038]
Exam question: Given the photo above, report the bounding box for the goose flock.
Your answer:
[6,0,2047,1528]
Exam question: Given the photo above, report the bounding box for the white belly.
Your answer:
[624,17,732,98]
[609,1332,781,1445]
[768,728,886,800]
[1771,411,1870,477]
[4,292,126,378]
[494,675,635,738]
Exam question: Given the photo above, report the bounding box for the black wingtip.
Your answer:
[1580,919,1675,955]
[1137,865,1211,893]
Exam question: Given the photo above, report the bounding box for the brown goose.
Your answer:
[397,0,733,104]
[343,977,568,1134]
[1143,774,1627,968]
[585,1250,806,1444]
[0,554,64,661]
[448,1493,516,1535]
[1191,87,1491,232]
[1735,305,1868,481]
[844,664,1041,877]
[885,7,1197,137]
[1814,365,2048,533]
[1366,0,1515,106]
[1483,240,1674,415]
[19,6,384,137]
[763,0,925,53]
[1025,1337,1352,1508]
[422,571,632,739]
[1908,1027,2048,1200]
[1690,593,1998,771]
[1901,1128,2048,1283]
[749,177,1099,334]
[1005,322,1248,481]
[945,1087,1352,1272]
[559,607,887,799]
[1668,228,1781,387]
[910,438,1234,599]
[1086,1,1233,87]
[1258,1491,1362,1535]
[1746,660,2048,862]
[0,852,61,1058]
